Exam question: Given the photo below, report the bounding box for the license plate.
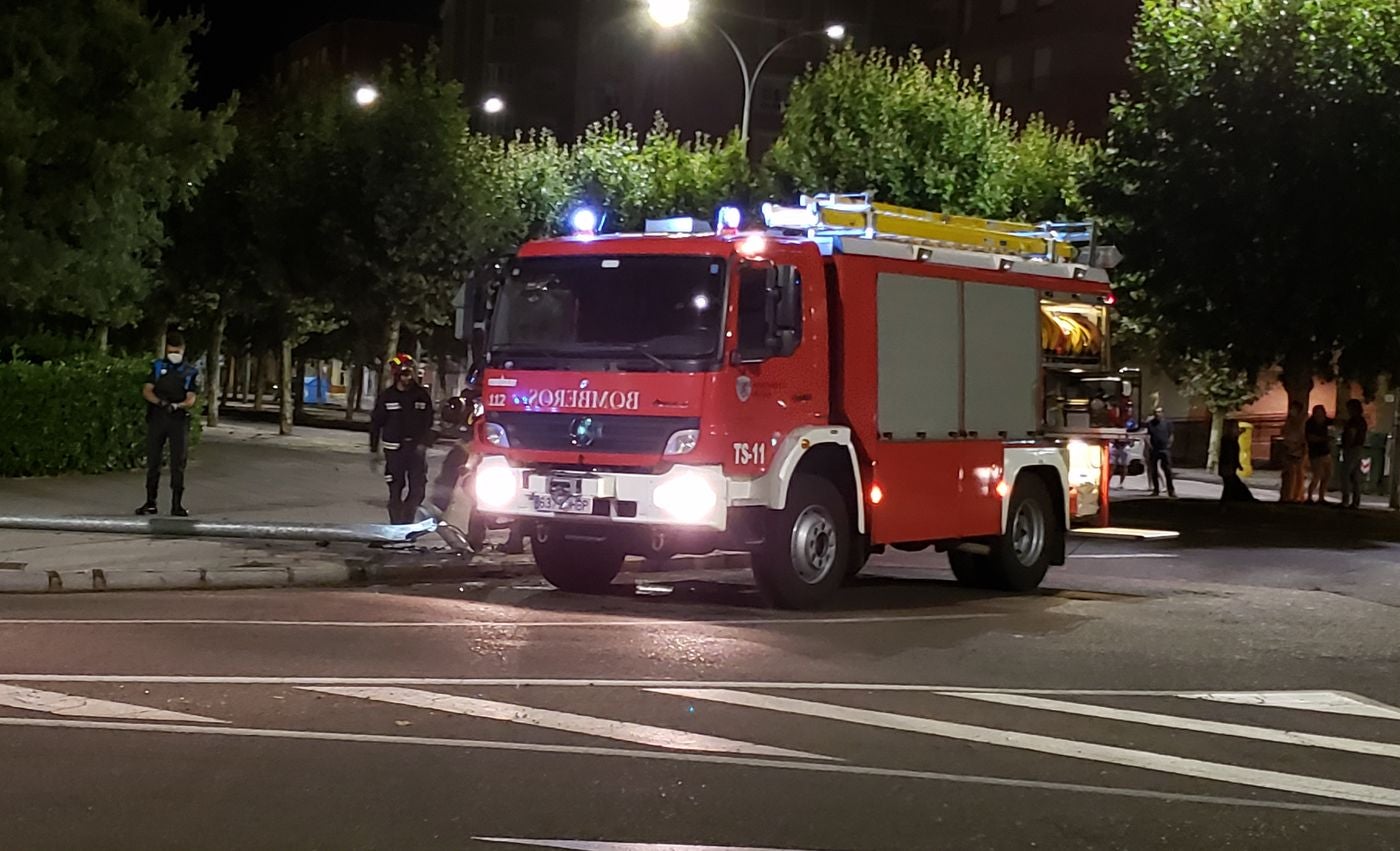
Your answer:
[532,494,594,514]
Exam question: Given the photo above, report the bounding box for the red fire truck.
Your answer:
[471,194,1116,608]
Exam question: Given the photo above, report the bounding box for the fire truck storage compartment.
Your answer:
[875,273,1038,440]
[876,274,960,440]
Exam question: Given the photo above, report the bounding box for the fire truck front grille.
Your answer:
[491,413,699,456]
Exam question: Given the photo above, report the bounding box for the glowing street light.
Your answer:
[354,84,380,107]
[646,6,849,150]
[482,95,506,115]
[647,0,691,28]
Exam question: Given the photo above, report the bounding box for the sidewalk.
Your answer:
[0,421,525,593]
[219,400,371,432]
[1116,466,1391,509]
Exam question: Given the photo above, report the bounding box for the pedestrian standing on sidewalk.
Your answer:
[1280,402,1308,503]
[1145,407,1176,498]
[1305,404,1334,504]
[1219,420,1255,502]
[1339,399,1368,510]
[370,354,435,525]
[135,333,199,517]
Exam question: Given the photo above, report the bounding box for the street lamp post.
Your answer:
[648,0,845,151]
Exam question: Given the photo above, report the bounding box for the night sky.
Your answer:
[148,0,440,106]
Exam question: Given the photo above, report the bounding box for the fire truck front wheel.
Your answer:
[752,475,851,609]
[991,476,1057,590]
[532,526,625,594]
[949,476,1056,592]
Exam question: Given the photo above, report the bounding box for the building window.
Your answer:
[994,54,1014,90]
[999,0,1017,16]
[1032,47,1052,91]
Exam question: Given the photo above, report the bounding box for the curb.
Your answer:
[0,551,747,594]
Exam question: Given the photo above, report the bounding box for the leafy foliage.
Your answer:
[567,114,751,232]
[0,357,200,477]
[0,0,236,326]
[768,47,1093,221]
[1091,0,1400,404]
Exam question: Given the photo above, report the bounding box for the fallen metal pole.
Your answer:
[0,514,441,545]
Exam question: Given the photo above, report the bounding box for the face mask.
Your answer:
[167,352,184,365]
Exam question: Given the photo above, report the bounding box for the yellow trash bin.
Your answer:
[1237,421,1254,478]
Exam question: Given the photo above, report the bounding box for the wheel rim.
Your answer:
[1011,499,1046,567]
[790,506,838,584]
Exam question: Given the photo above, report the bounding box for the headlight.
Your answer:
[653,472,718,523]
[474,458,519,509]
[1067,439,1101,485]
[483,421,509,447]
[471,398,485,420]
[662,428,699,456]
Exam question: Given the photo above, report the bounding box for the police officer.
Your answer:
[135,332,199,517]
[370,353,435,524]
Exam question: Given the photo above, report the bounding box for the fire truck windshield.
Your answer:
[488,255,727,371]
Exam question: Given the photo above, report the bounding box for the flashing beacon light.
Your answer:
[717,206,742,234]
[570,207,600,236]
[738,234,768,258]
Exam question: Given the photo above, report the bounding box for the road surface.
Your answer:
[1,530,1398,850]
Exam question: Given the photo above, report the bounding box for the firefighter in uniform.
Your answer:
[135,332,199,517]
[370,354,434,524]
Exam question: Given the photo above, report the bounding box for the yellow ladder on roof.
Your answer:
[810,194,1079,262]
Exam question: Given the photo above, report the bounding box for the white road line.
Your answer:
[0,614,999,629]
[1069,553,1179,560]
[945,692,1400,761]
[0,676,1391,701]
[0,684,223,724]
[1178,691,1400,722]
[474,840,803,850]
[652,688,1400,809]
[2,716,1397,820]
[300,686,831,761]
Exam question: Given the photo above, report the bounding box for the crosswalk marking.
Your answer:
[474,839,805,851]
[0,684,223,724]
[299,686,832,761]
[1178,691,1400,722]
[946,692,1400,760]
[652,688,1400,808]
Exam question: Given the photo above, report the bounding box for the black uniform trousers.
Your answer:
[384,444,427,525]
[146,412,189,503]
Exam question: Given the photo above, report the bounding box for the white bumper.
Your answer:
[474,456,740,532]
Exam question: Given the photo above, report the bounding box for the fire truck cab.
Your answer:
[473,194,1115,608]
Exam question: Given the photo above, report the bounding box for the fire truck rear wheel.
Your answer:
[986,475,1055,591]
[532,529,624,594]
[753,475,850,609]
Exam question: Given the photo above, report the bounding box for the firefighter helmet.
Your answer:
[389,353,415,378]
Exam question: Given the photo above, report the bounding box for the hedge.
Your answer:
[0,357,202,477]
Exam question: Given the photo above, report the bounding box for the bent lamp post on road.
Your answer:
[0,514,445,547]
[647,0,845,152]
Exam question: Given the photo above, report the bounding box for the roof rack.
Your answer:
[762,193,1103,266]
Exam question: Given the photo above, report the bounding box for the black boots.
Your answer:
[171,491,189,517]
[134,501,158,516]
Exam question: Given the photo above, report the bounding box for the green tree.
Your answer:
[1091,0,1400,414]
[767,47,1092,221]
[570,114,751,232]
[0,0,235,331]
[1174,353,1265,474]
